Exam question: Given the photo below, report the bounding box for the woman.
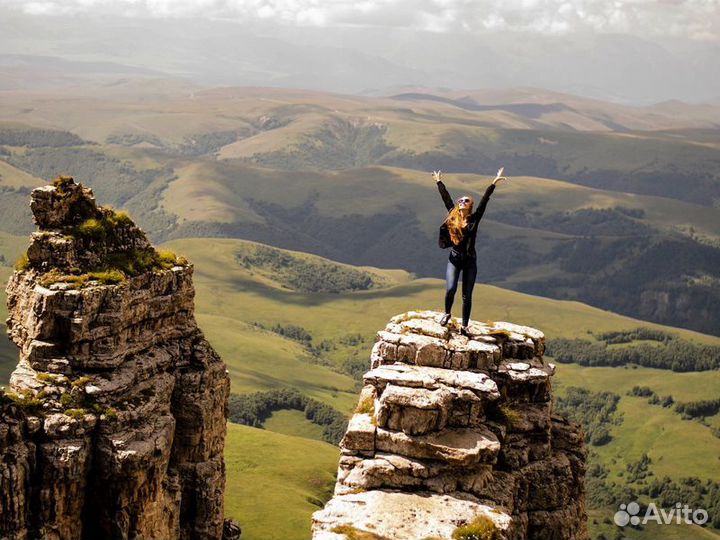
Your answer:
[433,168,507,335]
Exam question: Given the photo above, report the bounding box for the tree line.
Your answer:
[0,126,85,147]
[675,398,720,419]
[236,244,377,293]
[228,388,348,445]
[592,328,674,345]
[555,387,622,447]
[587,455,720,531]
[546,337,720,371]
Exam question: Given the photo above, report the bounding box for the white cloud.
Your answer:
[1,0,718,41]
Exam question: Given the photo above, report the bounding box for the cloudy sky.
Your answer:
[2,0,718,42]
[1,0,719,102]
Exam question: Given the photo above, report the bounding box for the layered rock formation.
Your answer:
[0,177,231,540]
[312,311,587,540]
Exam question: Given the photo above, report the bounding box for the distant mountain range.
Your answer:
[1,9,719,104]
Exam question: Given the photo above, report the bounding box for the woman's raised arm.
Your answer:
[473,167,507,220]
[433,170,454,211]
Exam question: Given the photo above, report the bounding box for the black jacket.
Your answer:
[438,180,495,258]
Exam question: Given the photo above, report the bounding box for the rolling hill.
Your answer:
[169,237,720,540]
[1,83,719,335]
[1,84,719,538]
[2,235,720,539]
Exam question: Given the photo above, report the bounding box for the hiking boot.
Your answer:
[440,312,452,326]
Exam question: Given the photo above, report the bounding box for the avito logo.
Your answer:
[614,501,709,527]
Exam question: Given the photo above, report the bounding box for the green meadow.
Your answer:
[224,422,338,540]
[1,231,719,540]
[167,237,720,347]
[555,364,720,482]
[263,409,326,441]
[156,237,718,539]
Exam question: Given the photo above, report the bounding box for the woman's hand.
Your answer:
[492,167,508,185]
[432,170,443,183]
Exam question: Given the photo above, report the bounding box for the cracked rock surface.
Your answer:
[312,310,588,540]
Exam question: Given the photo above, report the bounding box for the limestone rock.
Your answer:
[376,384,453,434]
[312,490,514,540]
[375,425,500,465]
[341,413,376,456]
[0,177,231,540]
[313,310,587,540]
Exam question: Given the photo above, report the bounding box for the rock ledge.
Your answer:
[312,310,587,540]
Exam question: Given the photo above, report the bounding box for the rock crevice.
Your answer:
[312,310,587,540]
[1,177,231,540]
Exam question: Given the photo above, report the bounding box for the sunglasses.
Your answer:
[457,197,472,204]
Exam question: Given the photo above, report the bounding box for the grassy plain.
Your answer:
[0,160,44,189]
[263,409,326,441]
[555,364,720,481]
[168,236,720,346]
[224,422,338,540]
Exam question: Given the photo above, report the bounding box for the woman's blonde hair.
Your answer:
[444,196,473,245]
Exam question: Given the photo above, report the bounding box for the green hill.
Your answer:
[172,237,720,539]
[1,84,720,538]
[2,88,720,334]
[2,236,720,539]
[224,422,338,540]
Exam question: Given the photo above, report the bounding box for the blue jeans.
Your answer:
[445,250,477,327]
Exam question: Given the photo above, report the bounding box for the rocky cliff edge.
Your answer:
[0,177,233,540]
[312,310,588,540]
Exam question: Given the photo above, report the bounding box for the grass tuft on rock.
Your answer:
[157,249,186,269]
[486,402,521,429]
[59,393,74,407]
[14,253,30,271]
[106,249,186,276]
[64,408,87,419]
[499,405,521,428]
[76,218,107,240]
[35,245,187,289]
[107,210,133,227]
[36,372,60,383]
[71,376,92,388]
[90,270,125,284]
[330,524,389,540]
[5,390,44,413]
[72,208,138,244]
[51,175,75,195]
[38,269,126,289]
[355,394,375,416]
[452,515,501,540]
